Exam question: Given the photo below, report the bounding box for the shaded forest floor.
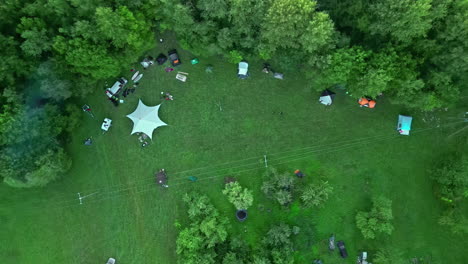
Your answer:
[1,35,467,264]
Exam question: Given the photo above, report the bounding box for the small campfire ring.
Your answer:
[155,169,168,187]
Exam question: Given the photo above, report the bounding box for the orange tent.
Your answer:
[358,98,369,105]
[368,100,376,108]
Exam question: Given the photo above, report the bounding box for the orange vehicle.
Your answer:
[358,98,369,106]
[358,98,376,108]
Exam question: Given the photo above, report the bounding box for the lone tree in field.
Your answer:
[222,182,254,210]
[300,180,333,208]
[356,196,394,239]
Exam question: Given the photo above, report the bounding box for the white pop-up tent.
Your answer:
[319,89,335,105]
[238,61,249,79]
[126,99,167,139]
[397,115,412,135]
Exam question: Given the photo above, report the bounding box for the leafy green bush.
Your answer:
[226,50,243,64]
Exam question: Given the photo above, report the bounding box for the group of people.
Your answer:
[123,82,139,97]
[161,92,174,101]
[136,132,149,147]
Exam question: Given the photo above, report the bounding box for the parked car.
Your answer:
[237,61,249,79]
[168,49,181,66]
[105,78,127,98]
[337,241,348,258]
[106,258,116,264]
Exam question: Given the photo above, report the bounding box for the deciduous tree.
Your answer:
[430,153,468,200]
[36,61,72,100]
[16,17,52,57]
[261,168,295,206]
[356,196,394,239]
[222,182,254,210]
[0,100,78,187]
[177,192,230,264]
[362,0,433,42]
[301,180,333,208]
[260,0,336,58]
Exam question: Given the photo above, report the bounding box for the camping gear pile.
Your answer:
[122,72,142,97]
[141,56,154,69]
[262,63,284,80]
[358,97,376,108]
[136,132,149,147]
[84,138,93,146]
[156,54,167,65]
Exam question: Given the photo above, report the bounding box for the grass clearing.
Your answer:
[1,38,467,264]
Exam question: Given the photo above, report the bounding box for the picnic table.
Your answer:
[176,73,187,82]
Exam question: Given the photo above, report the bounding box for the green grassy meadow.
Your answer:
[1,37,467,264]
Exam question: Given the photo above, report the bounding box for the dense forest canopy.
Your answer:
[0,0,467,187]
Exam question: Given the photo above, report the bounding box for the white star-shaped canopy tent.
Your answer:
[126,99,167,139]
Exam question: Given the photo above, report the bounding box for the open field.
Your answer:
[1,38,467,264]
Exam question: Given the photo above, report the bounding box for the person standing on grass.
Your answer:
[165,93,173,101]
[294,169,305,178]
